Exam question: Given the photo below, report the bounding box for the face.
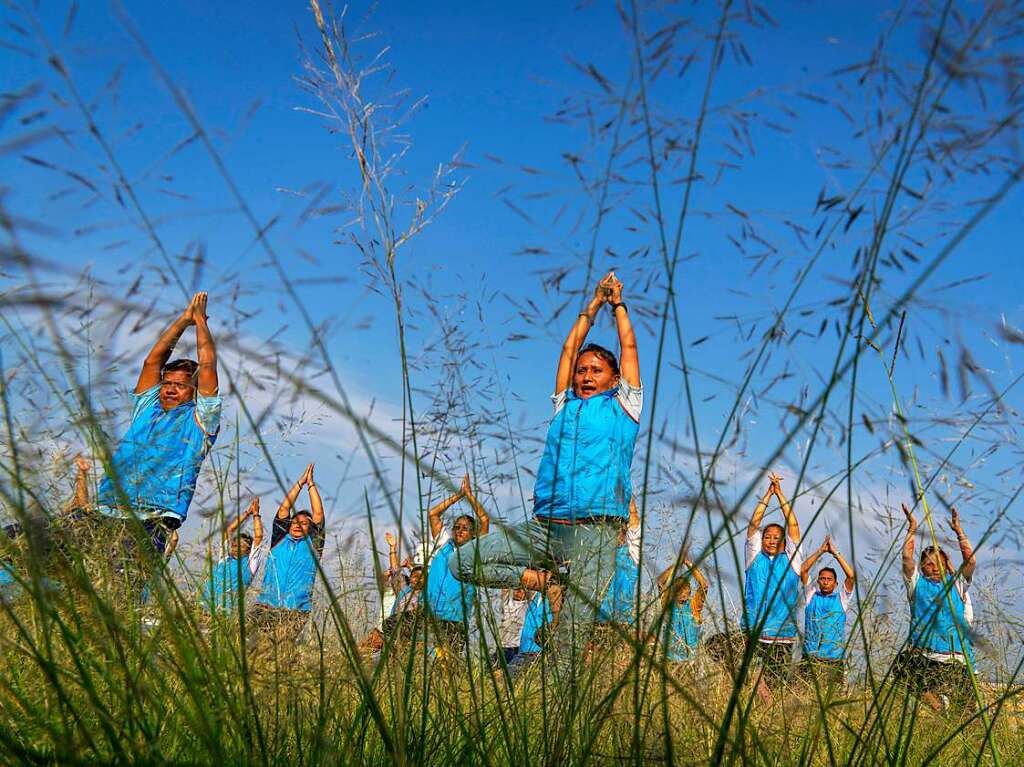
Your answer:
[674,581,691,604]
[410,568,424,590]
[451,517,475,546]
[229,537,253,559]
[573,351,619,399]
[289,514,312,539]
[158,370,196,411]
[761,526,784,556]
[817,570,837,595]
[512,588,528,601]
[921,549,944,581]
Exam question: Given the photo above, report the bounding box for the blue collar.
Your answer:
[565,385,620,402]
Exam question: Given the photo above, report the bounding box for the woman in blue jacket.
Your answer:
[450,271,642,662]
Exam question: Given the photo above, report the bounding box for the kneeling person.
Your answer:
[799,535,855,685]
[251,464,325,644]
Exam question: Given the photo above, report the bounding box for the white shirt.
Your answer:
[552,380,643,423]
[498,591,530,648]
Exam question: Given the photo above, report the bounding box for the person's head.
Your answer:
[512,587,528,601]
[761,523,785,556]
[159,359,199,410]
[573,343,620,399]
[667,578,691,604]
[289,511,313,540]
[920,545,950,581]
[409,565,424,590]
[228,531,254,559]
[817,566,838,595]
[451,514,477,546]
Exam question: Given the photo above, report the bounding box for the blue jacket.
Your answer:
[598,544,639,624]
[744,550,801,641]
[533,387,640,522]
[426,535,477,622]
[909,573,974,662]
[804,590,848,660]
[665,601,701,661]
[257,518,324,612]
[98,386,220,522]
[519,593,553,654]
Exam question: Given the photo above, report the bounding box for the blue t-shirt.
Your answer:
[97,385,221,523]
[803,584,851,660]
[665,601,701,661]
[519,592,553,654]
[256,517,325,612]
[425,529,477,622]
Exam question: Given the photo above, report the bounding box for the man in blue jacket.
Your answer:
[743,473,803,702]
[251,463,325,646]
[799,535,855,687]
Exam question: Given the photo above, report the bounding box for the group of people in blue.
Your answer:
[20,275,981,710]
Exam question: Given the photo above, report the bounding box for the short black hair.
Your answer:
[576,343,620,377]
[292,510,313,522]
[819,566,837,580]
[238,532,253,546]
[452,514,477,532]
[763,522,785,537]
[162,358,199,382]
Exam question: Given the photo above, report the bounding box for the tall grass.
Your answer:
[1,1,1023,765]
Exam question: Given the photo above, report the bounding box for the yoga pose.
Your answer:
[425,474,490,655]
[654,555,708,669]
[744,473,802,700]
[251,464,325,645]
[201,498,265,613]
[894,504,977,711]
[799,535,855,685]
[450,271,641,670]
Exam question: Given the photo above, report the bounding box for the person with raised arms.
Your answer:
[450,271,642,670]
[894,503,977,711]
[92,291,221,559]
[359,531,424,654]
[201,497,265,614]
[593,498,642,652]
[744,473,803,701]
[250,463,325,645]
[425,474,490,657]
[798,534,855,686]
[654,554,708,670]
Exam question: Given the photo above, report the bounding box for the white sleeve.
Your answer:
[745,531,761,569]
[957,577,973,625]
[786,536,803,577]
[625,525,642,565]
[616,381,643,423]
[903,567,919,602]
[248,545,267,576]
[839,584,852,612]
[428,528,451,563]
[552,389,568,415]
[804,582,818,606]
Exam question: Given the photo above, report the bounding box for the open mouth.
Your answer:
[579,384,597,396]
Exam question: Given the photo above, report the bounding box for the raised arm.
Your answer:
[555,274,610,395]
[605,273,639,387]
[689,559,709,617]
[224,497,258,543]
[277,464,311,520]
[427,486,465,540]
[70,455,92,510]
[461,474,490,536]
[949,507,976,581]
[384,531,403,596]
[136,293,201,394]
[306,464,324,528]
[800,538,829,585]
[748,483,775,539]
[900,503,917,580]
[251,502,264,549]
[772,474,800,544]
[191,292,219,396]
[628,497,640,531]
[826,537,856,592]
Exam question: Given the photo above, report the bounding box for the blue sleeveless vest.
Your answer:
[666,602,701,661]
[744,551,801,640]
[426,539,477,622]
[598,544,639,623]
[202,555,253,612]
[910,575,974,661]
[803,591,846,660]
[533,387,639,521]
[257,536,318,612]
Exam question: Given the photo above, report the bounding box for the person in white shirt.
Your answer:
[798,535,855,686]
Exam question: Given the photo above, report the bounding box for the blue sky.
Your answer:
[3,1,1024,632]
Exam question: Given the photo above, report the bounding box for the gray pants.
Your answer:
[448,517,619,664]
